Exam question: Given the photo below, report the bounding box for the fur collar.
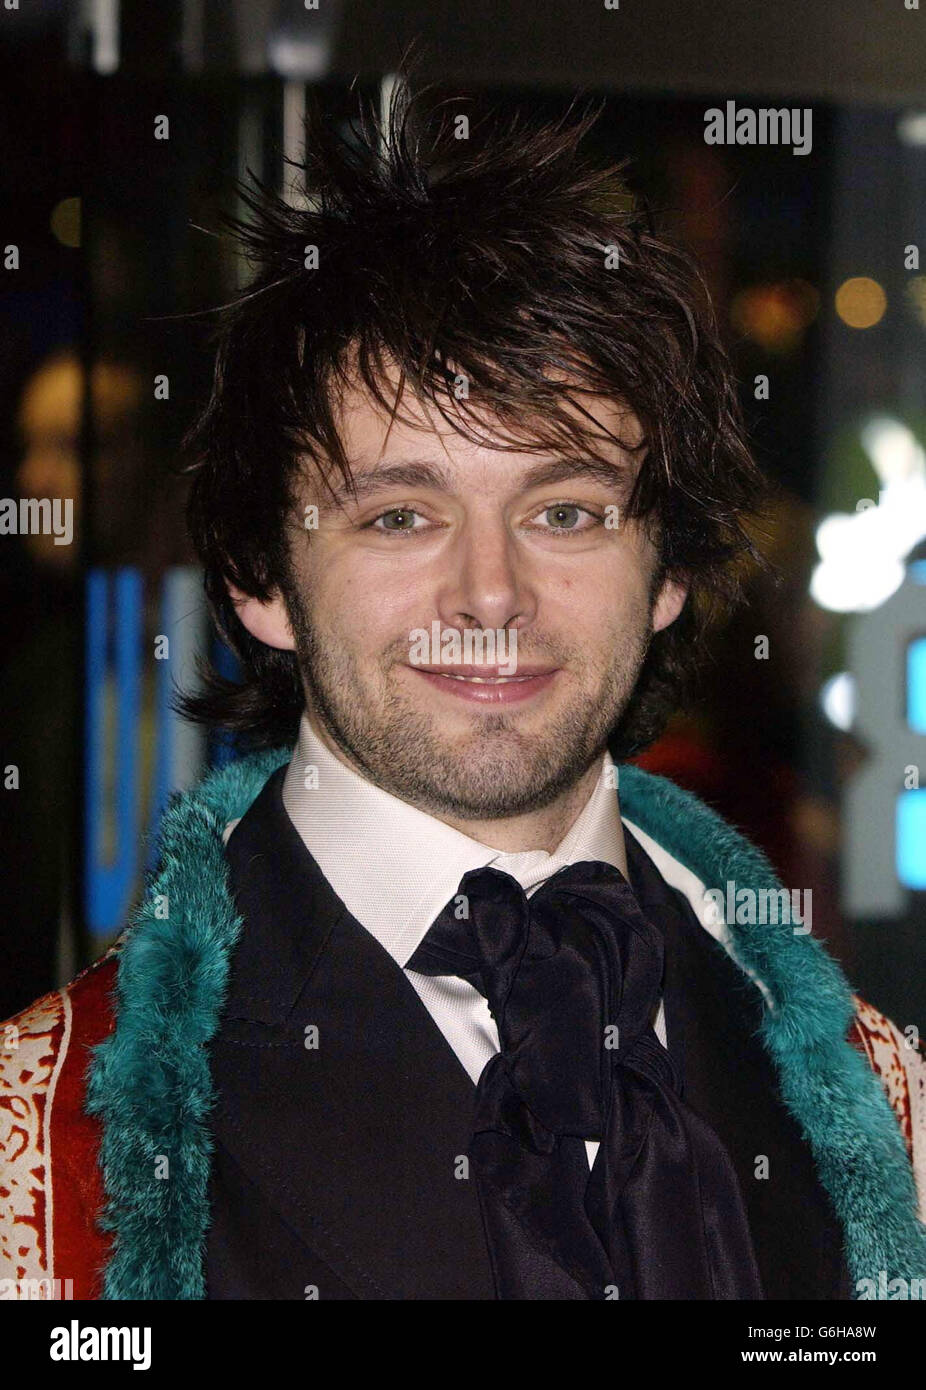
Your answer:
[85,748,926,1298]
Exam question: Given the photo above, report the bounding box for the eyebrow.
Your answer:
[318,456,635,509]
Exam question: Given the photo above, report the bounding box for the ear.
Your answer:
[227,581,295,651]
[651,573,689,634]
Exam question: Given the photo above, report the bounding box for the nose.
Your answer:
[434,514,537,634]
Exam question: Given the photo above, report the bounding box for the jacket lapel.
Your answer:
[618,763,926,1297]
[623,826,853,1298]
[206,766,495,1300]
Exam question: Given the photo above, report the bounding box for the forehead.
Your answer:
[327,355,645,480]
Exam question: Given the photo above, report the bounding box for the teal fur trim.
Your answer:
[85,748,926,1298]
[85,747,291,1298]
[617,762,926,1297]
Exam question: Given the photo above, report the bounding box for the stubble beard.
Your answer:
[283,582,653,820]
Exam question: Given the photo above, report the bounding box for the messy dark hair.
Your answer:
[180,79,769,759]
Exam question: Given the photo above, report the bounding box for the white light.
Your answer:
[819,672,856,731]
[90,0,119,74]
[897,112,926,147]
[859,415,926,486]
[809,554,906,613]
[267,36,329,79]
[810,417,926,612]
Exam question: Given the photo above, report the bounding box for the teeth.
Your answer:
[443,674,529,683]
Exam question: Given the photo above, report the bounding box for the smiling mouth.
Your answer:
[407,663,559,703]
[411,664,555,681]
[440,673,534,683]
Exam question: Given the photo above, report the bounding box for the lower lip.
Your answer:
[411,668,557,704]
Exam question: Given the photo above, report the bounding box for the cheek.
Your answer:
[543,554,652,635]
[302,546,422,641]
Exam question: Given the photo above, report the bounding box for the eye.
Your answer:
[371,507,426,532]
[530,504,602,533]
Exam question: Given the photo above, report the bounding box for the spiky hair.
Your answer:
[180,80,769,755]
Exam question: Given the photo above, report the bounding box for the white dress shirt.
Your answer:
[251,713,669,1168]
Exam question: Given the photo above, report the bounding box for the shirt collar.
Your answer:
[281,712,629,968]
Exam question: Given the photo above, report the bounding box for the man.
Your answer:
[2,88,925,1302]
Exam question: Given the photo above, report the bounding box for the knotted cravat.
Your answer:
[406,860,764,1300]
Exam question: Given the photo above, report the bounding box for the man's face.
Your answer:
[259,374,687,821]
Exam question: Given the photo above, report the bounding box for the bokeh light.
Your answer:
[730,279,820,352]
[50,197,81,249]
[834,276,886,329]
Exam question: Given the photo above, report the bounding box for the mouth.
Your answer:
[408,664,559,705]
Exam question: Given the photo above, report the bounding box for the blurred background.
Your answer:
[2,0,926,1039]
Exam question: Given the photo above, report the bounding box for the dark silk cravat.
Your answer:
[406,861,765,1300]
